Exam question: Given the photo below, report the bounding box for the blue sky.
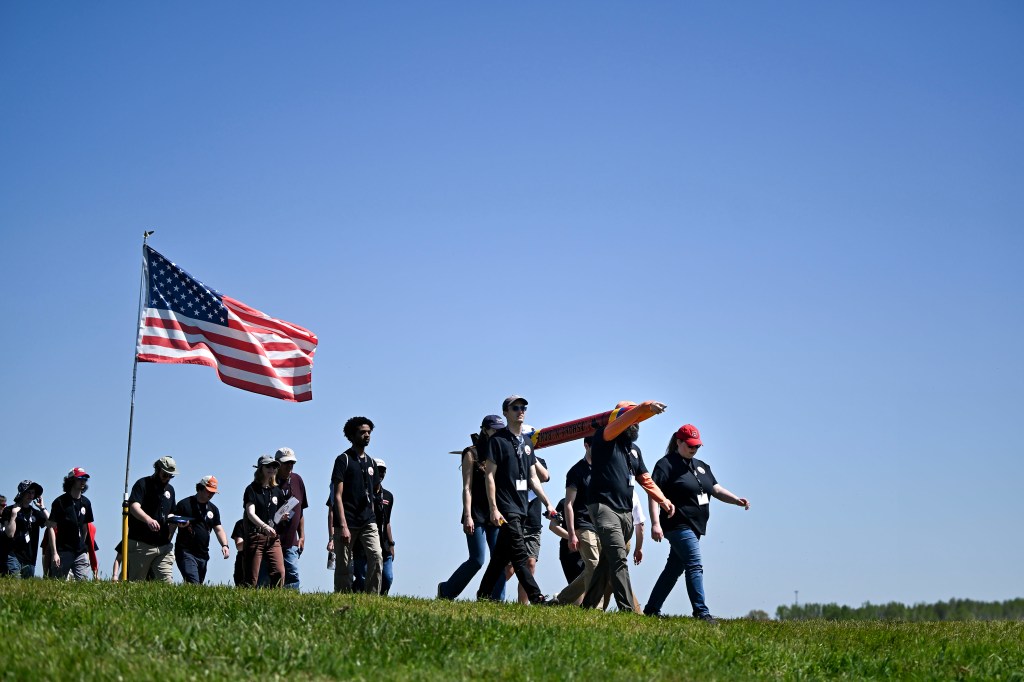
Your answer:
[2,2,1022,617]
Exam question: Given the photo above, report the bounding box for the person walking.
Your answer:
[354,458,395,594]
[644,424,750,622]
[46,468,95,581]
[174,475,230,585]
[274,447,308,590]
[126,456,179,583]
[331,416,383,594]
[581,401,674,612]
[476,395,557,605]
[2,480,48,578]
[437,415,507,601]
[244,455,286,588]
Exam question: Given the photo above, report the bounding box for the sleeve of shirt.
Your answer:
[128,479,146,505]
[565,465,577,490]
[243,485,255,507]
[635,449,649,477]
[706,463,718,486]
[298,477,309,509]
[487,435,503,466]
[331,455,347,485]
[84,499,95,524]
[651,459,669,487]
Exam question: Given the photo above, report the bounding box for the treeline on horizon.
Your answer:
[775,597,1024,622]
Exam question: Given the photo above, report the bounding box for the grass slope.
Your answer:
[2,581,1022,681]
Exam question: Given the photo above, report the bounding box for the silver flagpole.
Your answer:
[121,230,154,581]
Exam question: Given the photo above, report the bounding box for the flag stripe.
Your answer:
[137,246,318,402]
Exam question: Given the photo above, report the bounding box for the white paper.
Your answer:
[273,497,300,524]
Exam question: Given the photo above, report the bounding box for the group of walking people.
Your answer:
[437,395,750,621]
[3,394,748,619]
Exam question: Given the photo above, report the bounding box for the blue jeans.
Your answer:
[644,526,709,617]
[5,556,35,579]
[354,550,394,594]
[175,550,208,585]
[439,525,505,600]
[282,546,300,590]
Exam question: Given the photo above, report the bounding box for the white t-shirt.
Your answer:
[631,490,646,527]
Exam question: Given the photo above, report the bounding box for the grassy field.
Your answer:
[2,580,1021,681]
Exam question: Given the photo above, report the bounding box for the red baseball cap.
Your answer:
[68,467,90,479]
[676,424,702,447]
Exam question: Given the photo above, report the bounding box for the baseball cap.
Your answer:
[18,480,43,497]
[198,475,219,493]
[255,455,279,468]
[275,447,297,464]
[502,395,528,411]
[155,456,178,475]
[67,467,90,480]
[676,424,703,447]
[374,458,387,469]
[481,414,505,430]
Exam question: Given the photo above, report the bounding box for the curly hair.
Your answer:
[343,416,375,443]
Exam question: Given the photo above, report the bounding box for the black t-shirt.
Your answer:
[587,425,648,512]
[243,482,284,532]
[2,505,47,565]
[49,493,94,553]
[128,476,176,546]
[330,449,379,528]
[564,457,596,533]
[377,488,394,549]
[651,455,719,537]
[487,428,534,519]
[174,495,222,560]
[465,445,491,526]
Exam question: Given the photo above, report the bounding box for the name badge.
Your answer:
[516,479,528,491]
[697,493,710,506]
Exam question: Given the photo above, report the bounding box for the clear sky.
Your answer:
[2,2,1022,617]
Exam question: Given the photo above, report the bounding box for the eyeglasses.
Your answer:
[159,471,176,478]
[509,405,528,412]
[684,444,700,450]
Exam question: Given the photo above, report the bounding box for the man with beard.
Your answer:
[581,401,674,612]
[127,456,179,583]
[331,416,383,593]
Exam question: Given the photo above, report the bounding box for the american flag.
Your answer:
[137,246,319,402]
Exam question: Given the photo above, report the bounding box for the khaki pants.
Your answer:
[556,529,601,605]
[582,503,636,612]
[127,539,174,583]
[334,524,382,594]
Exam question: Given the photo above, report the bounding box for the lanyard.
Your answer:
[686,458,706,496]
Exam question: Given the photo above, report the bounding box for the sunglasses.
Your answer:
[509,405,528,412]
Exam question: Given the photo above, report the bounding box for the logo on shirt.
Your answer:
[629,449,638,459]
[697,466,706,475]
[164,491,171,499]
[79,507,86,516]
[368,466,375,477]
[206,510,214,520]
[524,445,532,456]
[271,496,278,505]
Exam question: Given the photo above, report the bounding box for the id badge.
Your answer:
[516,479,528,491]
[697,493,710,506]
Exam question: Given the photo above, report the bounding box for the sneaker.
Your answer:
[437,582,447,600]
[536,595,559,606]
[645,611,670,619]
[697,613,719,624]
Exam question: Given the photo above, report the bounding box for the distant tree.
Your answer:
[775,597,1024,621]
[745,609,771,621]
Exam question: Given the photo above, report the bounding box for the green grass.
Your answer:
[2,580,1022,681]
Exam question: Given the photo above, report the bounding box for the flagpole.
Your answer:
[122,230,154,581]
